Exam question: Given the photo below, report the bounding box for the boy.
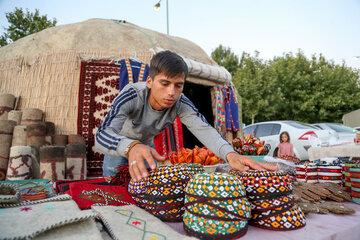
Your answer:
[95,51,276,181]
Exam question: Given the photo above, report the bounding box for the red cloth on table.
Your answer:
[69,182,135,209]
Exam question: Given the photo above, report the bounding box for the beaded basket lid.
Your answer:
[251,205,306,231]
[235,170,293,197]
[146,163,204,187]
[185,172,247,199]
[183,211,249,240]
[128,163,203,204]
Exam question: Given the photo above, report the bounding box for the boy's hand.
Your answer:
[226,152,277,172]
[128,144,165,182]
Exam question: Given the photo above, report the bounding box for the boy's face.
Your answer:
[146,72,185,110]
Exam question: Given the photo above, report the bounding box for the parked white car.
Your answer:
[243,121,337,160]
[311,123,357,144]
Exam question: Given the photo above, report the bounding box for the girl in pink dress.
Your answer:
[277,131,294,157]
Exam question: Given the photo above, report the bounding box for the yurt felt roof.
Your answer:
[0,18,231,84]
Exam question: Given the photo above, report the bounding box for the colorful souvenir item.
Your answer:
[296,163,318,183]
[20,108,43,126]
[69,182,135,209]
[0,195,97,239]
[26,123,47,151]
[183,172,250,239]
[40,146,65,181]
[6,146,34,180]
[12,125,27,146]
[44,121,55,145]
[128,163,204,222]
[92,205,197,240]
[0,93,15,120]
[232,135,269,156]
[65,143,87,180]
[0,182,21,204]
[235,170,306,231]
[168,146,223,165]
[1,179,56,200]
[7,110,22,125]
[0,119,17,180]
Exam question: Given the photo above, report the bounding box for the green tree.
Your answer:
[211,44,239,75]
[233,51,281,124]
[212,46,360,125]
[0,7,57,47]
[268,51,360,123]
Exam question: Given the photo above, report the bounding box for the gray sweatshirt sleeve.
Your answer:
[95,84,139,157]
[177,95,235,161]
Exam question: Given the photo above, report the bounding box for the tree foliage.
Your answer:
[211,45,360,125]
[0,7,57,47]
[211,44,239,76]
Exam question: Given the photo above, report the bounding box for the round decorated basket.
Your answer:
[183,172,251,239]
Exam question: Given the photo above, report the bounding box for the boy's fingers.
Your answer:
[129,161,141,182]
[260,162,278,171]
[136,158,150,179]
[151,148,166,163]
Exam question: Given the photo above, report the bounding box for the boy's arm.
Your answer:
[95,85,140,157]
[178,95,276,171]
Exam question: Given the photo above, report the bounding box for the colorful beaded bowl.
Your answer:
[351,190,360,198]
[128,163,204,221]
[236,170,293,199]
[251,205,306,231]
[352,197,360,204]
[233,170,306,231]
[183,172,251,239]
[350,172,360,178]
[351,181,360,188]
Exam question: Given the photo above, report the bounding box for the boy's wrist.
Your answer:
[124,141,141,158]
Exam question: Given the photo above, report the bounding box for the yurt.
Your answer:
[0,18,241,177]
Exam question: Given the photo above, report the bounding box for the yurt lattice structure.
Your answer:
[0,19,241,177]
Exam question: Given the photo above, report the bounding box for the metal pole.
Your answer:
[166,0,169,35]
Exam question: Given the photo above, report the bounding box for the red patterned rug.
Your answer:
[78,60,121,177]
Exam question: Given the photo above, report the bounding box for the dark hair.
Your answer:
[149,50,188,80]
[279,131,290,143]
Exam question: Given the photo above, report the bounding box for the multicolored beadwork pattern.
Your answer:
[233,170,306,231]
[186,172,247,199]
[128,163,204,221]
[251,206,306,231]
[183,211,248,239]
[251,195,295,211]
[146,164,203,187]
[238,170,293,197]
[183,172,250,239]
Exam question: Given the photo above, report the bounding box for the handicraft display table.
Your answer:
[308,144,360,161]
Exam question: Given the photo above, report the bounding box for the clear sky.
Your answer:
[0,0,359,68]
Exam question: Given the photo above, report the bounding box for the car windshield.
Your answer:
[326,124,356,133]
[286,122,317,129]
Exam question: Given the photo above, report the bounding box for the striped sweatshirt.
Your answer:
[95,82,234,160]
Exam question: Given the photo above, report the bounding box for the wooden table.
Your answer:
[308,144,360,161]
[166,202,360,240]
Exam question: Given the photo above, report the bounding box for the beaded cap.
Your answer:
[183,172,250,239]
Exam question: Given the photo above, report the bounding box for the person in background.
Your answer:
[277,131,295,157]
[95,50,277,181]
